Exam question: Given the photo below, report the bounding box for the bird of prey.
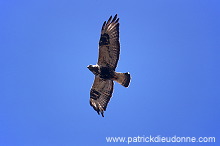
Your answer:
[87,14,131,117]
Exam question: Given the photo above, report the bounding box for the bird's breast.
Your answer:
[99,67,114,79]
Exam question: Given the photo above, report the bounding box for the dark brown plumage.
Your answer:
[87,14,131,117]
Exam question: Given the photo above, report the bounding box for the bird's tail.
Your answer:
[114,72,131,87]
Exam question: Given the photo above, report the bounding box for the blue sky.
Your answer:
[0,0,220,145]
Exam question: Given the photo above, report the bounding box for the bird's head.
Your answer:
[87,65,99,75]
[87,65,93,70]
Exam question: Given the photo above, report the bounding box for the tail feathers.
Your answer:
[114,72,131,87]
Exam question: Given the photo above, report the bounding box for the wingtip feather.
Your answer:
[102,21,106,30]
[116,18,119,23]
[112,14,118,22]
[101,112,104,117]
[107,15,112,24]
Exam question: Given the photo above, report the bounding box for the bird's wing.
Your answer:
[97,14,120,70]
[90,76,114,117]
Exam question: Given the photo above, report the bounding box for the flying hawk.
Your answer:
[87,14,131,117]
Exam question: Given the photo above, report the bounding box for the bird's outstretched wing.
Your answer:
[90,76,114,117]
[98,14,120,70]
